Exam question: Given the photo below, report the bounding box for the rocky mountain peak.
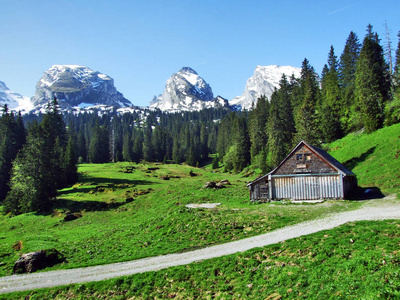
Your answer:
[31,65,132,111]
[150,67,223,112]
[230,65,301,110]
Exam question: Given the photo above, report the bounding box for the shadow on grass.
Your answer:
[58,176,156,196]
[342,146,376,170]
[78,175,156,186]
[349,186,385,200]
[52,198,126,213]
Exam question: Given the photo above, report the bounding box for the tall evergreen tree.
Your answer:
[339,31,361,132]
[248,95,269,164]
[266,75,296,167]
[319,46,343,142]
[355,25,391,133]
[385,31,400,125]
[122,131,133,162]
[89,123,110,163]
[63,136,78,186]
[0,105,26,202]
[294,58,321,145]
[232,116,250,171]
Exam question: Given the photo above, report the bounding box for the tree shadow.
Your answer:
[342,146,376,170]
[58,176,156,196]
[51,198,126,213]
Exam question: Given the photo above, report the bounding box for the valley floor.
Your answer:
[1,194,399,295]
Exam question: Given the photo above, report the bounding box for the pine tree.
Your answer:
[248,95,269,164]
[266,75,296,167]
[63,136,78,186]
[0,105,26,202]
[89,123,110,163]
[355,25,391,133]
[4,122,54,214]
[232,116,250,171]
[385,31,400,125]
[132,130,143,163]
[142,125,155,162]
[294,58,321,145]
[122,131,133,161]
[319,46,343,142]
[339,31,361,132]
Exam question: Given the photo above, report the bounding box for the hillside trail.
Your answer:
[1,194,400,294]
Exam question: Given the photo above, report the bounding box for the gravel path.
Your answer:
[1,195,400,294]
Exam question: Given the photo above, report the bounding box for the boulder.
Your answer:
[13,249,64,274]
[203,181,217,189]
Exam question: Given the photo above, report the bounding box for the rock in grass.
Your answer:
[13,249,64,274]
[64,212,82,222]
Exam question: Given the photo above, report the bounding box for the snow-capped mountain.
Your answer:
[150,67,229,112]
[31,65,132,112]
[0,81,33,113]
[230,65,301,110]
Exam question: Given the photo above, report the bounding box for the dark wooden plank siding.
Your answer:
[274,144,336,176]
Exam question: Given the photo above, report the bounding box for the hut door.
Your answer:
[260,184,269,200]
[301,176,320,200]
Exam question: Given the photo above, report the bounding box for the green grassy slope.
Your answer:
[0,163,362,277]
[327,123,400,194]
[4,220,400,299]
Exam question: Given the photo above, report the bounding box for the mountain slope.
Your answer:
[150,67,229,112]
[230,65,301,109]
[30,65,132,111]
[0,81,33,113]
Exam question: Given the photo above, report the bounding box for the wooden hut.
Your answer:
[247,141,357,201]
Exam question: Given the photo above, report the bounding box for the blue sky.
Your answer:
[1,0,400,107]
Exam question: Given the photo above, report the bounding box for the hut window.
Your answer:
[306,154,311,161]
[296,154,303,161]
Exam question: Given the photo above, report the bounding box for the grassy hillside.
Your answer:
[4,219,400,299]
[0,163,362,278]
[327,123,400,194]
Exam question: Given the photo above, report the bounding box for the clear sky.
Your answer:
[1,0,400,107]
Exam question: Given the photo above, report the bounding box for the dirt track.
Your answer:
[1,195,399,294]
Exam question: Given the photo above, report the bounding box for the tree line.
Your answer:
[0,99,77,214]
[1,24,400,215]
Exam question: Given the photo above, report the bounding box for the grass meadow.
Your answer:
[4,220,400,299]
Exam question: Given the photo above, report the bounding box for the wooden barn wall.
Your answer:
[271,175,343,200]
[274,144,336,176]
[250,178,268,201]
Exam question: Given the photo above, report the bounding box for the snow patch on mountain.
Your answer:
[0,81,33,113]
[230,65,301,110]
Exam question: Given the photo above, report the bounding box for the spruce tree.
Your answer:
[63,136,78,186]
[355,25,391,132]
[0,105,26,202]
[385,31,400,125]
[294,58,321,145]
[266,75,296,167]
[122,131,133,162]
[319,46,343,142]
[248,95,269,164]
[339,31,361,132]
[232,116,250,171]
